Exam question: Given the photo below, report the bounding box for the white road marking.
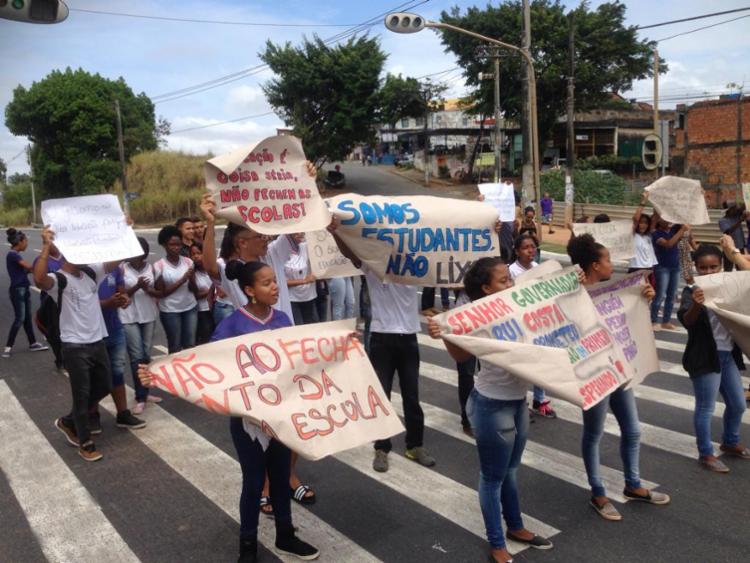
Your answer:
[0,381,140,563]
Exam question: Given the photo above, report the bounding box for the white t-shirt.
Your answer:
[47,264,108,344]
[216,236,294,322]
[629,233,658,269]
[153,256,197,313]
[509,260,538,280]
[475,363,529,401]
[362,264,419,334]
[215,257,234,306]
[708,310,733,352]
[194,270,213,312]
[119,262,158,324]
[285,241,316,303]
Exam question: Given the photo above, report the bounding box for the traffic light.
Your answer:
[384,12,426,34]
[641,133,663,171]
[0,0,68,23]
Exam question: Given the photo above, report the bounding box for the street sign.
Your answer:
[0,0,68,23]
[642,133,662,171]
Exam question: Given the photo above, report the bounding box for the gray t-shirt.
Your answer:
[718,217,745,250]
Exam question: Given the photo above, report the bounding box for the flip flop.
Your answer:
[291,484,316,505]
[259,495,274,517]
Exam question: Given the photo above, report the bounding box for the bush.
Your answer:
[438,165,450,179]
[0,207,32,226]
[541,169,630,204]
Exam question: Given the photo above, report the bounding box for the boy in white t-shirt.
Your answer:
[33,227,110,462]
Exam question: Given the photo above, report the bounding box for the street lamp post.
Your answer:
[384,12,542,210]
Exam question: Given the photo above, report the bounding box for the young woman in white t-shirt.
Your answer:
[428,257,553,563]
[154,225,197,353]
[120,237,161,414]
[628,191,658,281]
[190,243,215,345]
[508,234,557,419]
[284,234,317,325]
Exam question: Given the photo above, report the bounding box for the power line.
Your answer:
[636,6,750,29]
[69,8,356,27]
[655,14,750,42]
[170,111,276,134]
[152,0,430,104]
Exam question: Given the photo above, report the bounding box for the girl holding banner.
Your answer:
[677,245,749,473]
[428,257,554,563]
[138,260,319,563]
[567,234,671,521]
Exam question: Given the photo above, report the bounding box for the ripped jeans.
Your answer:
[467,388,529,550]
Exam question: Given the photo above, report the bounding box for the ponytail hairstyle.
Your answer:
[137,236,150,258]
[567,234,605,273]
[6,228,25,247]
[224,260,270,292]
[464,257,506,302]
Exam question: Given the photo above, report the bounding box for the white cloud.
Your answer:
[224,85,271,114]
[165,116,283,157]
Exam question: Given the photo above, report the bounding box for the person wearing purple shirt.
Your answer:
[540,192,555,234]
[4,228,47,358]
[94,262,146,431]
[651,220,689,330]
[142,260,319,562]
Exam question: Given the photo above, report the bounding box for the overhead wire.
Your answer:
[654,14,750,42]
[635,6,750,30]
[170,111,276,134]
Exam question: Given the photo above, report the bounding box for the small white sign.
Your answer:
[478,182,516,222]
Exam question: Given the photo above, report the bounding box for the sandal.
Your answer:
[259,496,274,517]
[291,484,316,505]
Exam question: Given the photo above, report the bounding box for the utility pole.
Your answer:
[565,12,576,225]
[653,47,661,177]
[521,0,533,205]
[114,99,130,216]
[423,94,430,187]
[26,145,37,225]
[493,51,502,183]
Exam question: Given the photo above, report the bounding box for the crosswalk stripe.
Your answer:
[389,391,659,503]
[658,360,750,386]
[334,444,560,555]
[417,360,720,459]
[0,381,140,563]
[96,391,382,562]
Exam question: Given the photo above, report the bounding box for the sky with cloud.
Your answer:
[1,0,749,177]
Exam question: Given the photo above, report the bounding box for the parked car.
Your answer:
[394,153,414,167]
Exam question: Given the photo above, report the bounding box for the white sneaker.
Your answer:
[1,347,11,358]
[146,395,162,404]
[132,402,145,415]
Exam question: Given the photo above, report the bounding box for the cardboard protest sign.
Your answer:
[146,319,403,460]
[328,194,500,287]
[204,135,331,234]
[698,271,750,358]
[478,182,516,222]
[742,183,750,209]
[307,229,361,279]
[572,220,635,261]
[587,272,659,387]
[41,194,143,265]
[645,176,710,225]
[433,267,634,409]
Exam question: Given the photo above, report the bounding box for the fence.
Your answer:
[549,201,731,244]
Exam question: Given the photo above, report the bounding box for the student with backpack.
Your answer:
[33,227,111,462]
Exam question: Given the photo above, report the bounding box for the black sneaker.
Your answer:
[275,534,320,560]
[116,410,147,429]
[238,538,257,563]
[88,411,102,435]
[55,417,79,447]
[78,440,103,462]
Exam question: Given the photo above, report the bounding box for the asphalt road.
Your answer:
[1,164,748,563]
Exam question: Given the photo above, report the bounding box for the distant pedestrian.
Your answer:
[175,217,195,257]
[540,192,555,234]
[515,206,542,262]
[718,203,747,271]
[284,233,317,325]
[4,228,48,358]
[190,243,215,345]
[628,192,658,286]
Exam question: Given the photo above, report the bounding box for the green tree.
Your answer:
[260,36,387,165]
[378,74,425,127]
[439,1,663,147]
[0,157,6,184]
[5,68,163,198]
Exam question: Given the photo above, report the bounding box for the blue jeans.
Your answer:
[104,329,127,388]
[650,266,680,323]
[329,277,355,320]
[122,322,155,402]
[160,307,198,353]
[467,389,528,550]
[582,387,642,497]
[532,386,546,404]
[212,301,234,326]
[6,286,37,348]
[691,351,747,457]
